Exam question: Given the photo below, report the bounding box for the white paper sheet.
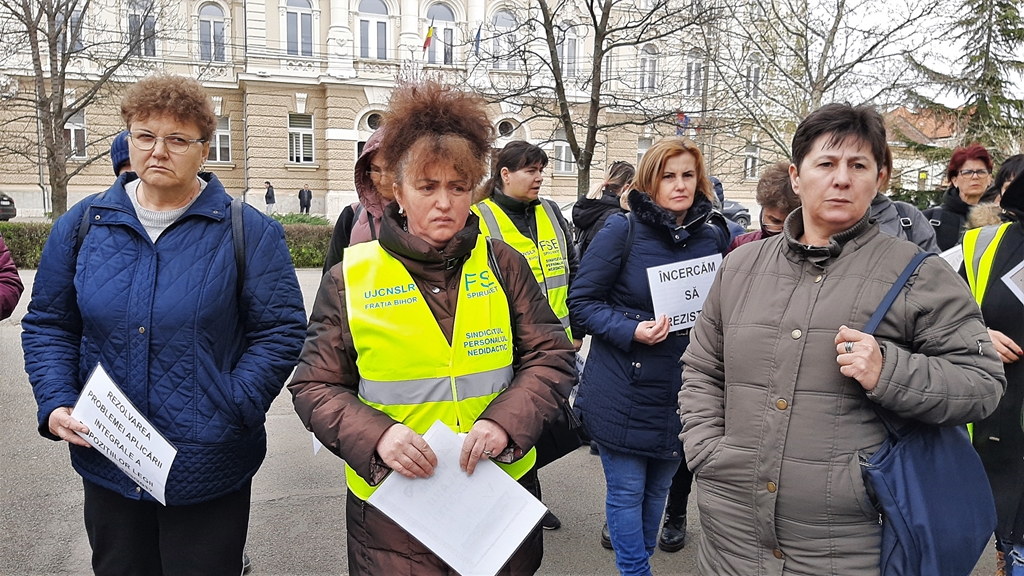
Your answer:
[646,254,722,332]
[1001,258,1024,306]
[71,364,178,505]
[367,420,547,576]
[939,245,964,271]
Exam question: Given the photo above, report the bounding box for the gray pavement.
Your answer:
[0,270,995,575]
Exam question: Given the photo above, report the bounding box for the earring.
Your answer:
[398,205,405,216]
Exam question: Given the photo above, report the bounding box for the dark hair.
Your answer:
[265,181,271,185]
[121,74,217,140]
[377,81,495,191]
[756,161,800,213]
[791,103,887,175]
[947,144,994,181]
[605,160,635,196]
[484,141,548,196]
[989,154,1024,196]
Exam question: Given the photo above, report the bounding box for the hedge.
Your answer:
[0,221,332,270]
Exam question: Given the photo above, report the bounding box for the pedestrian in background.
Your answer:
[264,180,275,215]
[728,161,801,253]
[681,103,1004,574]
[871,146,938,252]
[573,160,635,256]
[969,154,1024,229]
[110,130,131,177]
[298,184,312,215]
[570,137,730,575]
[0,231,23,320]
[21,74,307,576]
[961,173,1024,576]
[290,80,575,575]
[924,144,997,250]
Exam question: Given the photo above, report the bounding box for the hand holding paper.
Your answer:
[376,423,437,479]
[460,418,509,475]
[49,406,91,447]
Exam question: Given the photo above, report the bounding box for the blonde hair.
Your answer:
[586,160,636,200]
[633,138,713,204]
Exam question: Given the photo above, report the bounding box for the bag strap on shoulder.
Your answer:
[863,251,932,336]
[892,201,914,232]
[618,213,635,279]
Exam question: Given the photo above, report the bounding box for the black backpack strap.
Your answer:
[75,190,107,255]
[618,213,635,279]
[231,197,246,300]
[892,201,914,231]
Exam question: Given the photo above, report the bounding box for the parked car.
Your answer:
[721,199,750,228]
[0,193,15,221]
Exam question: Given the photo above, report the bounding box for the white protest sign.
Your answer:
[646,254,722,332]
[71,364,177,505]
[939,245,964,271]
[1002,259,1024,307]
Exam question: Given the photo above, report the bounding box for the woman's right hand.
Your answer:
[633,315,670,345]
[375,423,438,479]
[48,407,92,448]
[988,329,1022,364]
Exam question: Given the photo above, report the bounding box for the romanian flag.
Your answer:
[423,18,435,51]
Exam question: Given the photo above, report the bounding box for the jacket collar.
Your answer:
[783,207,873,263]
[626,189,720,243]
[94,171,232,222]
[378,202,481,269]
[490,189,541,213]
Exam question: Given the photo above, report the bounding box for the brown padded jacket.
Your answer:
[289,203,575,574]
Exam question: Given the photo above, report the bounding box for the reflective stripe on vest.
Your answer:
[342,236,535,500]
[963,223,1011,306]
[473,198,571,336]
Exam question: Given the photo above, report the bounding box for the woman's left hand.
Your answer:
[460,419,510,476]
[835,325,883,391]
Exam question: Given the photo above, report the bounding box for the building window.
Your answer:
[288,113,314,163]
[558,26,577,78]
[199,3,225,62]
[553,128,574,173]
[745,58,761,98]
[497,120,515,137]
[745,145,759,179]
[492,10,516,71]
[209,116,231,162]
[286,0,313,57]
[64,110,86,159]
[686,50,703,97]
[640,45,657,92]
[426,4,456,65]
[58,9,85,53]
[128,1,156,57]
[638,136,652,166]
[366,112,382,129]
[358,0,388,60]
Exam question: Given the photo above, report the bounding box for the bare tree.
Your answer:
[0,0,181,217]
[470,0,706,198]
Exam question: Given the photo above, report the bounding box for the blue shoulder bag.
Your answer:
[861,251,997,576]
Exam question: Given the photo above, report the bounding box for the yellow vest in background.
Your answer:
[342,236,535,500]
[473,197,571,338]
[963,222,1011,306]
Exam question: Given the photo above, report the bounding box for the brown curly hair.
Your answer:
[756,161,800,213]
[121,74,217,141]
[377,81,494,192]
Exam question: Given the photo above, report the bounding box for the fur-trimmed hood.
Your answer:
[626,188,728,241]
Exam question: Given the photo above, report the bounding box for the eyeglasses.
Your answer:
[958,169,991,178]
[129,131,206,154]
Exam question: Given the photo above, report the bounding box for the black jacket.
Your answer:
[572,189,623,255]
[924,185,1000,251]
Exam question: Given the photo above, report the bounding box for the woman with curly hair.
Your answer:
[289,81,576,575]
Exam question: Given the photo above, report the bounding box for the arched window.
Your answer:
[199,4,225,62]
[639,46,658,92]
[286,0,313,57]
[358,0,388,60]
[426,4,455,65]
[492,10,516,70]
[556,25,578,78]
[686,49,704,96]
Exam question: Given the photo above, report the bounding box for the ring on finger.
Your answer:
[844,341,854,354]
[483,449,492,457]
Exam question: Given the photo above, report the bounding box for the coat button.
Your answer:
[139,327,145,334]
[791,329,802,339]
[672,451,679,457]
[94,214,101,221]
[767,481,777,493]
[776,399,788,410]
[635,362,641,368]
[773,548,784,559]
[814,274,823,283]
[135,487,142,493]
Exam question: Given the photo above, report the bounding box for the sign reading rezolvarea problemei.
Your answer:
[646,254,722,332]
[71,364,177,505]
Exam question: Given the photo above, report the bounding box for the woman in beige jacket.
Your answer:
[679,103,1005,575]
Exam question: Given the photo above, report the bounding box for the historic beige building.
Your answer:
[0,0,765,220]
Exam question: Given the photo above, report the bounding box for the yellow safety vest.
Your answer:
[473,197,571,338]
[963,223,1012,306]
[342,236,535,500]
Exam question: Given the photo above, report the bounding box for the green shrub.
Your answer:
[282,224,332,268]
[0,221,331,270]
[274,213,330,226]
[0,222,53,269]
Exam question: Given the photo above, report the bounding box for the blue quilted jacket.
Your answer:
[569,190,729,458]
[22,173,307,505]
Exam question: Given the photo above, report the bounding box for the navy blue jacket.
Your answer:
[22,172,307,505]
[569,190,729,458]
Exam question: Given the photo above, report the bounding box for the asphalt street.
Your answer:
[0,270,995,575]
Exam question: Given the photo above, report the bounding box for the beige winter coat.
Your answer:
[680,210,1005,576]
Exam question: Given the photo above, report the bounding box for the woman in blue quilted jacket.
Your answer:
[568,137,730,576]
[21,74,307,576]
